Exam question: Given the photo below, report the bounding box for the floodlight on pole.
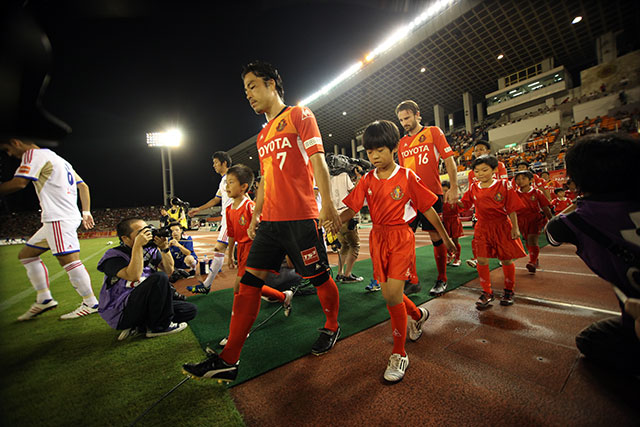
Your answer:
[146,128,183,207]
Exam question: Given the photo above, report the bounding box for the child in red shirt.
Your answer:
[441,180,463,267]
[551,188,573,214]
[338,120,455,383]
[459,155,527,308]
[217,165,293,345]
[514,171,553,273]
[564,179,580,202]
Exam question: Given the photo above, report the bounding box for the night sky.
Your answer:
[1,0,419,212]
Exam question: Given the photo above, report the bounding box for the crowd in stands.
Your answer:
[0,205,162,239]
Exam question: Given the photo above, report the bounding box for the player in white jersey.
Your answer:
[186,151,233,294]
[0,138,99,321]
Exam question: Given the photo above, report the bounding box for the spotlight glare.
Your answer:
[420,67,426,73]
[572,16,582,24]
[497,53,504,60]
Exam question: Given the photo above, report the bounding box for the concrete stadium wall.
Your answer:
[488,110,561,149]
[572,86,640,121]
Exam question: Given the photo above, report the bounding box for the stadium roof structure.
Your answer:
[229,0,639,170]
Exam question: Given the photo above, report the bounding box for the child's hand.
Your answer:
[443,236,456,253]
[227,257,236,270]
[511,226,521,240]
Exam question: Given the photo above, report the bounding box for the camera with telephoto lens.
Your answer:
[170,196,190,210]
[326,153,373,178]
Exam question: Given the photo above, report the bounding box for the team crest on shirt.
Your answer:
[530,195,537,201]
[277,119,287,131]
[239,214,247,226]
[494,192,503,202]
[368,188,372,196]
[390,185,404,200]
[418,134,426,143]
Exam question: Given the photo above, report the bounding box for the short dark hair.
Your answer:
[566,133,640,196]
[212,151,232,168]
[441,180,450,188]
[473,140,491,150]
[395,100,419,116]
[117,217,141,238]
[363,120,400,151]
[242,60,285,100]
[227,164,254,191]
[516,160,530,167]
[168,221,182,230]
[515,170,533,180]
[554,187,565,194]
[471,154,499,170]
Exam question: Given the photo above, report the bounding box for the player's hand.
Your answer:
[443,236,456,254]
[511,226,521,240]
[319,203,341,235]
[188,208,199,217]
[134,227,153,248]
[445,187,459,204]
[247,217,259,240]
[624,298,640,340]
[227,257,236,270]
[82,211,94,230]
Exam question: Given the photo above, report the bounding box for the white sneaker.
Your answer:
[117,327,141,341]
[283,290,293,317]
[384,353,409,382]
[219,336,229,346]
[466,259,478,268]
[59,302,98,320]
[17,299,58,321]
[451,259,461,267]
[146,322,187,338]
[408,307,430,341]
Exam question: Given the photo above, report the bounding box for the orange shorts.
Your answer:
[369,224,415,283]
[443,215,464,239]
[472,218,526,260]
[236,241,252,277]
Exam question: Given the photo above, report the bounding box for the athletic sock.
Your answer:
[388,302,407,357]
[527,245,540,264]
[261,286,285,302]
[220,283,262,364]
[203,252,225,288]
[21,257,52,303]
[64,261,98,306]
[477,264,492,293]
[402,294,421,321]
[502,263,516,291]
[315,277,340,331]
[433,241,447,281]
[454,242,462,261]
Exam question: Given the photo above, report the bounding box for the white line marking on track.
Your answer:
[515,267,598,277]
[0,245,108,313]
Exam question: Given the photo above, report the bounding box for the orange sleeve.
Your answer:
[225,206,235,239]
[291,106,324,157]
[431,127,454,160]
[342,174,368,213]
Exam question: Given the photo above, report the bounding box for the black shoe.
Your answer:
[475,291,495,309]
[429,279,447,296]
[182,351,238,383]
[403,281,421,295]
[170,284,186,301]
[341,274,363,283]
[500,289,514,306]
[311,327,340,356]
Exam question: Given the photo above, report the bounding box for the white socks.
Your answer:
[21,257,52,303]
[63,261,98,307]
[203,252,225,288]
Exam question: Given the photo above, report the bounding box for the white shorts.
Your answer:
[27,219,81,256]
[217,214,228,245]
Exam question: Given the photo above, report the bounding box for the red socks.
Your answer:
[527,245,539,264]
[434,243,447,281]
[477,264,492,293]
[220,283,262,364]
[403,294,422,321]
[315,277,340,331]
[502,263,516,291]
[260,285,285,302]
[388,302,407,356]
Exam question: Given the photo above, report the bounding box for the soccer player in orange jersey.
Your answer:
[183,61,341,382]
[459,155,527,309]
[396,100,458,297]
[514,171,553,274]
[339,120,455,382]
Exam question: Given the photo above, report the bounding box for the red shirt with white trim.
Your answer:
[551,197,572,213]
[343,164,438,226]
[398,126,453,196]
[256,105,324,221]
[514,187,550,216]
[460,179,524,222]
[225,197,254,244]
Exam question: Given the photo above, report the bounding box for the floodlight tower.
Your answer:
[146,129,182,206]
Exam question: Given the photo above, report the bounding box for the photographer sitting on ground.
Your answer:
[168,221,198,279]
[97,217,197,340]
